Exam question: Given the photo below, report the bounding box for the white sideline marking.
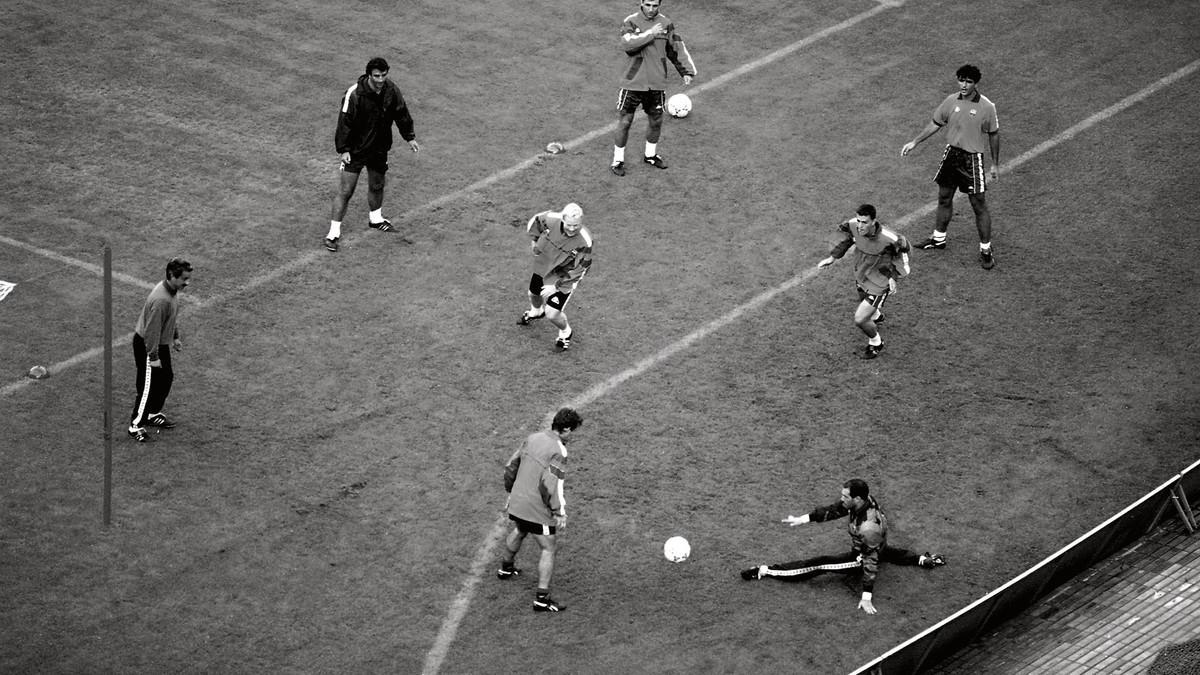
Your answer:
[0,234,161,295]
[420,56,1200,675]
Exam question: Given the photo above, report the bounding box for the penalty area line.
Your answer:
[419,55,1200,675]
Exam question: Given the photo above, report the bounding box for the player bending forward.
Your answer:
[518,203,594,352]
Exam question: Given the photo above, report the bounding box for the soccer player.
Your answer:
[817,204,911,360]
[518,203,594,352]
[323,57,420,253]
[128,257,192,442]
[740,479,946,615]
[610,0,696,176]
[498,407,585,613]
[900,64,1001,269]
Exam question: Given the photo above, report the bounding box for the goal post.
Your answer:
[102,244,113,526]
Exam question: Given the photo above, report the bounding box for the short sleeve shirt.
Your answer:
[933,92,999,154]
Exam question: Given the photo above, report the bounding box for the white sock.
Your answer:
[558,326,571,339]
[869,335,883,346]
[528,305,544,316]
[613,146,625,164]
[327,221,342,239]
[369,209,385,224]
[932,230,947,241]
[980,242,992,252]
[645,141,657,157]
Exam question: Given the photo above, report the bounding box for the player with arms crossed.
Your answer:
[518,203,593,352]
[741,479,946,615]
[818,204,910,360]
[610,0,696,176]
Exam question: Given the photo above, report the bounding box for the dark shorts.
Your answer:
[934,145,986,194]
[857,285,891,308]
[510,514,556,536]
[528,274,572,311]
[617,89,665,115]
[340,152,389,175]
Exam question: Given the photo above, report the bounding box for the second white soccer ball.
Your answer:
[666,93,692,118]
[663,536,690,562]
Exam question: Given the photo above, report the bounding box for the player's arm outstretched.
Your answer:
[818,220,855,268]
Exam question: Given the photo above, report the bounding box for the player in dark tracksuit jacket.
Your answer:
[818,203,911,359]
[324,57,420,252]
[741,479,945,615]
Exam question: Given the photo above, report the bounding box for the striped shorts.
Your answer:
[934,145,986,194]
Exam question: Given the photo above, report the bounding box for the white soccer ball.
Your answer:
[666,93,692,118]
[663,536,690,562]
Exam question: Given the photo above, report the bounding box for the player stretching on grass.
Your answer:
[740,479,946,615]
[518,203,593,352]
[498,408,584,613]
[901,64,1001,269]
[817,204,910,360]
[610,0,696,176]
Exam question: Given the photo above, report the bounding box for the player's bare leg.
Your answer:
[612,111,636,176]
[546,306,573,351]
[643,112,668,168]
[854,300,884,359]
[326,170,360,250]
[968,192,994,268]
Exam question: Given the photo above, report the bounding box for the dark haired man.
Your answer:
[818,204,910,359]
[324,57,420,252]
[498,408,585,612]
[901,64,1001,269]
[610,0,696,176]
[740,479,945,615]
[128,258,192,442]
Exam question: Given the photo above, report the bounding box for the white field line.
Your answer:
[420,56,1200,675]
[0,234,160,295]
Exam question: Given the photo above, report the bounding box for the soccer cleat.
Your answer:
[610,161,626,177]
[519,309,545,325]
[369,219,395,232]
[643,154,668,169]
[861,343,884,360]
[146,413,176,429]
[555,329,573,352]
[128,426,149,442]
[980,249,995,270]
[920,553,946,568]
[915,236,946,250]
[497,566,522,580]
[323,237,339,252]
[533,596,565,612]
[740,565,766,581]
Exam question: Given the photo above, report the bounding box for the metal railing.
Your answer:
[850,458,1200,675]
